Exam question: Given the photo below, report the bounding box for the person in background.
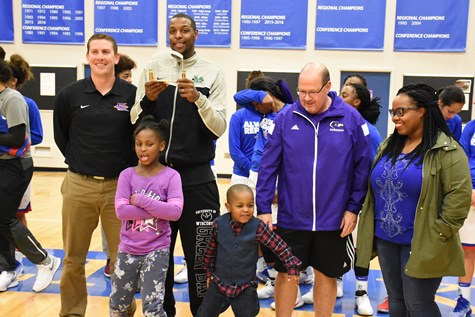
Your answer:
[0,59,60,293]
[5,53,44,272]
[236,76,294,196]
[356,83,471,317]
[54,34,137,317]
[257,62,372,317]
[338,82,382,315]
[437,85,465,141]
[0,47,5,60]
[228,71,263,186]
[340,83,381,157]
[234,76,306,308]
[100,53,138,278]
[131,13,227,316]
[6,54,43,226]
[197,184,301,317]
[115,53,136,84]
[342,72,390,315]
[110,116,183,317]
[343,73,368,88]
[451,118,475,317]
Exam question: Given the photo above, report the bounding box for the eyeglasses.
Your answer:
[297,82,328,98]
[388,107,418,118]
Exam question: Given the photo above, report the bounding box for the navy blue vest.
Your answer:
[215,213,259,286]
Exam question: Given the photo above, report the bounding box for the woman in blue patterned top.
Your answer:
[356,83,472,317]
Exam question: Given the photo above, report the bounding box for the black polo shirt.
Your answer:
[54,77,136,178]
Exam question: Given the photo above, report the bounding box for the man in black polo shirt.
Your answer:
[53,34,136,317]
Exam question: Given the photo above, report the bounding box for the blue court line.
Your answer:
[8,249,468,316]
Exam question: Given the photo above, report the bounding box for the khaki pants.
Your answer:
[59,171,120,317]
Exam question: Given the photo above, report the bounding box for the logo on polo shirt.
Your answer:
[114,103,129,111]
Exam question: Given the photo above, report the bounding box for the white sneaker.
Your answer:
[33,255,61,292]
[299,266,314,285]
[174,262,188,284]
[355,292,374,316]
[270,287,304,310]
[257,279,275,299]
[0,270,19,291]
[257,267,270,283]
[337,277,344,298]
[256,257,268,283]
[296,288,304,308]
[302,287,314,304]
[15,251,24,276]
[15,250,24,263]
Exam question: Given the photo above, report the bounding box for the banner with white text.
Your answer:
[315,0,386,50]
[240,0,307,49]
[394,0,469,52]
[0,1,14,43]
[22,0,84,44]
[167,0,231,47]
[94,1,157,46]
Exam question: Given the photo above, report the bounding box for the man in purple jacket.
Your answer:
[256,62,372,316]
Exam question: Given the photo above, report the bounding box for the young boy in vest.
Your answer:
[198,184,301,317]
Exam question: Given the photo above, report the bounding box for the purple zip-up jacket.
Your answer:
[256,91,372,231]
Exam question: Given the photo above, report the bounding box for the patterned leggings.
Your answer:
[110,249,169,317]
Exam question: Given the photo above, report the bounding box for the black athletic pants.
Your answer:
[164,181,220,317]
[0,158,47,271]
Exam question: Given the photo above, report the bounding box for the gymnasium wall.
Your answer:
[2,1,475,175]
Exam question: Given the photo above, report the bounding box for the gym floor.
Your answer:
[1,172,470,316]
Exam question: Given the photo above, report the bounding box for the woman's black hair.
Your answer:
[8,54,34,89]
[382,83,451,167]
[134,115,170,143]
[245,70,265,88]
[0,59,13,84]
[346,83,381,125]
[249,76,294,104]
[436,85,465,106]
[343,73,367,87]
[0,46,5,60]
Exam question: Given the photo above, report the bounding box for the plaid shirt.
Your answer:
[202,216,301,298]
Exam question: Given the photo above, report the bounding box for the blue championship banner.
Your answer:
[240,0,307,49]
[394,0,469,52]
[0,1,14,42]
[315,0,386,50]
[167,0,231,47]
[22,0,84,44]
[94,1,157,46]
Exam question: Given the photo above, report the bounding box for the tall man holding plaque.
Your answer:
[131,13,227,317]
